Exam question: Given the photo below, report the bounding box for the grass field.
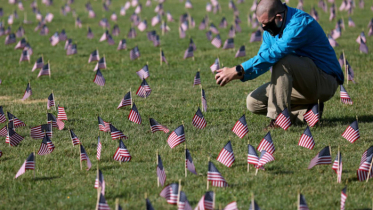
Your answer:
[1,0,373,209]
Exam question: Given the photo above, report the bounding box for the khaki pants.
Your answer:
[246,55,338,123]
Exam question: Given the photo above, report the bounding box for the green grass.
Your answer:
[0,0,373,209]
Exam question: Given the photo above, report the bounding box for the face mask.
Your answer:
[262,11,285,36]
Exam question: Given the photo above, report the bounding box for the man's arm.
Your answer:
[215,18,310,86]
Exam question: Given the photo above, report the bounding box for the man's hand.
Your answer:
[215,67,244,86]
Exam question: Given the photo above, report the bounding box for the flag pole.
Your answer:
[200,85,203,112]
[251,192,255,210]
[255,167,258,176]
[212,190,216,209]
[185,144,187,177]
[366,158,373,183]
[160,48,162,66]
[156,149,159,187]
[297,191,300,210]
[97,162,99,195]
[337,145,340,183]
[207,156,210,190]
[115,198,119,210]
[247,140,250,172]
[95,187,101,210]
[177,179,181,207]
[48,60,51,78]
[329,144,332,157]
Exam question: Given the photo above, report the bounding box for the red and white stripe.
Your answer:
[113,148,132,162]
[275,113,291,130]
[341,191,347,210]
[298,134,315,150]
[15,161,34,179]
[110,131,128,140]
[340,92,352,105]
[258,152,275,167]
[58,106,68,120]
[303,110,319,127]
[247,154,259,165]
[231,122,248,139]
[257,140,275,154]
[223,201,238,210]
[217,149,235,167]
[157,166,166,186]
[192,115,207,129]
[97,142,102,160]
[71,137,80,146]
[151,125,169,133]
[342,126,360,143]
[128,109,141,124]
[167,132,185,148]
[207,172,228,187]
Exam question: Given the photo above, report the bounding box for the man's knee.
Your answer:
[272,54,296,74]
[246,93,262,114]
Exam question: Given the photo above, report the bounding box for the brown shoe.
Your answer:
[264,120,280,131]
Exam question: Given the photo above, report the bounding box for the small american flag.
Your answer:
[359,146,373,167]
[47,113,64,130]
[40,25,49,36]
[5,33,16,45]
[359,38,369,54]
[157,154,166,186]
[94,169,105,195]
[16,26,25,38]
[6,128,24,146]
[80,144,92,170]
[110,124,128,140]
[94,57,106,71]
[150,118,169,133]
[235,45,246,58]
[219,17,227,28]
[275,108,292,130]
[308,146,332,169]
[189,38,196,50]
[37,133,55,155]
[193,71,201,86]
[57,105,68,120]
[299,194,309,210]
[185,0,193,8]
[65,39,72,50]
[250,30,262,42]
[228,25,236,38]
[66,44,77,55]
[117,91,131,109]
[257,150,275,167]
[97,193,110,210]
[196,191,214,210]
[15,153,34,179]
[87,27,94,39]
[199,18,207,30]
[303,104,319,127]
[128,103,142,124]
[247,144,259,166]
[99,31,108,42]
[117,39,127,50]
[222,38,234,49]
[341,187,347,210]
[93,69,106,86]
[183,46,194,59]
[192,108,207,129]
[178,191,192,210]
[208,161,228,187]
[113,140,131,162]
[331,24,341,39]
[7,112,26,128]
[210,58,220,72]
[15,38,26,49]
[112,25,120,36]
[342,120,360,143]
[328,34,338,47]
[136,64,149,80]
[50,32,59,46]
[167,11,174,22]
[59,29,67,41]
[38,63,51,78]
[0,106,6,123]
[217,141,235,167]
[69,129,81,146]
[235,20,241,32]
[206,30,213,41]
[97,136,102,160]
[357,153,373,181]
[181,21,188,31]
[160,183,179,205]
[185,149,197,175]
[332,152,342,183]
[136,79,152,98]
[127,28,137,39]
[348,17,355,27]
[147,31,156,41]
[298,126,315,150]
[232,115,249,139]
[21,83,32,100]
[31,124,52,139]
[151,15,161,26]
[98,116,110,132]
[224,201,238,210]
[19,49,30,63]
[130,46,140,60]
[138,20,147,31]
[257,132,275,154]
[32,56,44,72]
[47,93,54,109]
[210,23,219,34]
[146,198,154,210]
[211,34,222,48]
[167,125,185,148]
[88,49,99,63]
[161,50,168,64]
